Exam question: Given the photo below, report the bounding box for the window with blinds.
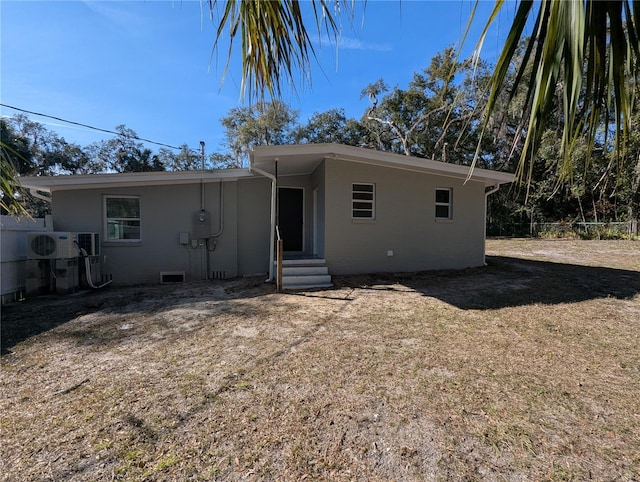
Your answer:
[104,195,141,241]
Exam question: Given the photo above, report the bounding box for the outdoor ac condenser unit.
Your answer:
[27,232,78,259]
[76,232,100,256]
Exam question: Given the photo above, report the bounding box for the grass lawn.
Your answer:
[1,239,639,481]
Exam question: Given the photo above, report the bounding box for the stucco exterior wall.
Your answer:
[310,160,326,258]
[237,177,271,276]
[323,158,487,275]
[45,155,496,284]
[51,180,253,285]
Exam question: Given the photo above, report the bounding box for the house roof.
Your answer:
[19,169,254,193]
[20,144,514,193]
[250,143,515,187]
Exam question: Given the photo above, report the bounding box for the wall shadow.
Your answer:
[0,278,275,356]
[3,258,638,355]
[334,256,640,310]
[1,296,91,356]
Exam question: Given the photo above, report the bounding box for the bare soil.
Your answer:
[1,239,639,481]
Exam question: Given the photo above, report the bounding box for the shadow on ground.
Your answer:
[1,295,96,356]
[0,278,272,356]
[333,256,640,310]
[3,256,638,355]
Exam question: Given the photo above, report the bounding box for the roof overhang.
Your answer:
[18,169,255,193]
[20,144,514,193]
[250,143,515,187]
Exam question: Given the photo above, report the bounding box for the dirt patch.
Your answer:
[1,239,639,481]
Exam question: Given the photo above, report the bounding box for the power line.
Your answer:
[0,103,182,150]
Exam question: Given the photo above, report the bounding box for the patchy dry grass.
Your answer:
[1,239,639,481]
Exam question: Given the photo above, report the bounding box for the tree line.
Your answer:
[2,45,639,236]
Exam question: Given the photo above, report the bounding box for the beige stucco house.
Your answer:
[19,144,514,289]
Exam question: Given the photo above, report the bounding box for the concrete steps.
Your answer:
[276,258,333,290]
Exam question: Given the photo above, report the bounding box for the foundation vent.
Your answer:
[211,270,226,280]
[160,271,186,284]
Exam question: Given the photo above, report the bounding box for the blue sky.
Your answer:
[1,1,517,156]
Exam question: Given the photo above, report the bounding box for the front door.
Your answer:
[278,187,304,252]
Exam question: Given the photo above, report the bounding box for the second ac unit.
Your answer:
[27,232,78,259]
[76,232,100,256]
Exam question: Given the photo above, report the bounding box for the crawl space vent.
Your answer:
[160,271,186,284]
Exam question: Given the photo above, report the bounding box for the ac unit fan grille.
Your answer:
[30,235,57,257]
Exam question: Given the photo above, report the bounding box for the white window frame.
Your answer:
[435,187,453,220]
[352,183,375,220]
[104,195,141,242]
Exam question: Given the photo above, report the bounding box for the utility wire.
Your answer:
[0,103,182,150]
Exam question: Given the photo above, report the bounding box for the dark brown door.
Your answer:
[278,188,303,251]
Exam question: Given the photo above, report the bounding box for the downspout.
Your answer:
[249,159,277,282]
[484,184,500,265]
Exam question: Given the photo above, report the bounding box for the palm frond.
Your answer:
[474,0,639,185]
[208,0,345,100]
[1,142,30,217]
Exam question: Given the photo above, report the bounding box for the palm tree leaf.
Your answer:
[472,0,639,188]
[208,0,346,100]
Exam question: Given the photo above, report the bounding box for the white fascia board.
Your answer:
[18,169,254,192]
[251,144,514,186]
[333,152,515,186]
[331,144,515,185]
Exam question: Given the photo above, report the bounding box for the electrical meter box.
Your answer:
[193,210,211,239]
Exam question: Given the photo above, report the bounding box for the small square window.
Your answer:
[352,183,375,219]
[104,196,141,241]
[435,188,452,219]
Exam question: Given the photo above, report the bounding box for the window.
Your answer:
[352,183,375,219]
[435,188,452,219]
[104,196,141,241]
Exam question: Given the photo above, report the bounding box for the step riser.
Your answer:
[276,258,333,290]
[282,275,332,285]
[281,266,329,276]
[278,258,327,267]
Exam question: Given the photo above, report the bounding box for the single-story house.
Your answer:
[19,143,514,289]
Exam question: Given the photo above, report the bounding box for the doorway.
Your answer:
[278,187,304,252]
